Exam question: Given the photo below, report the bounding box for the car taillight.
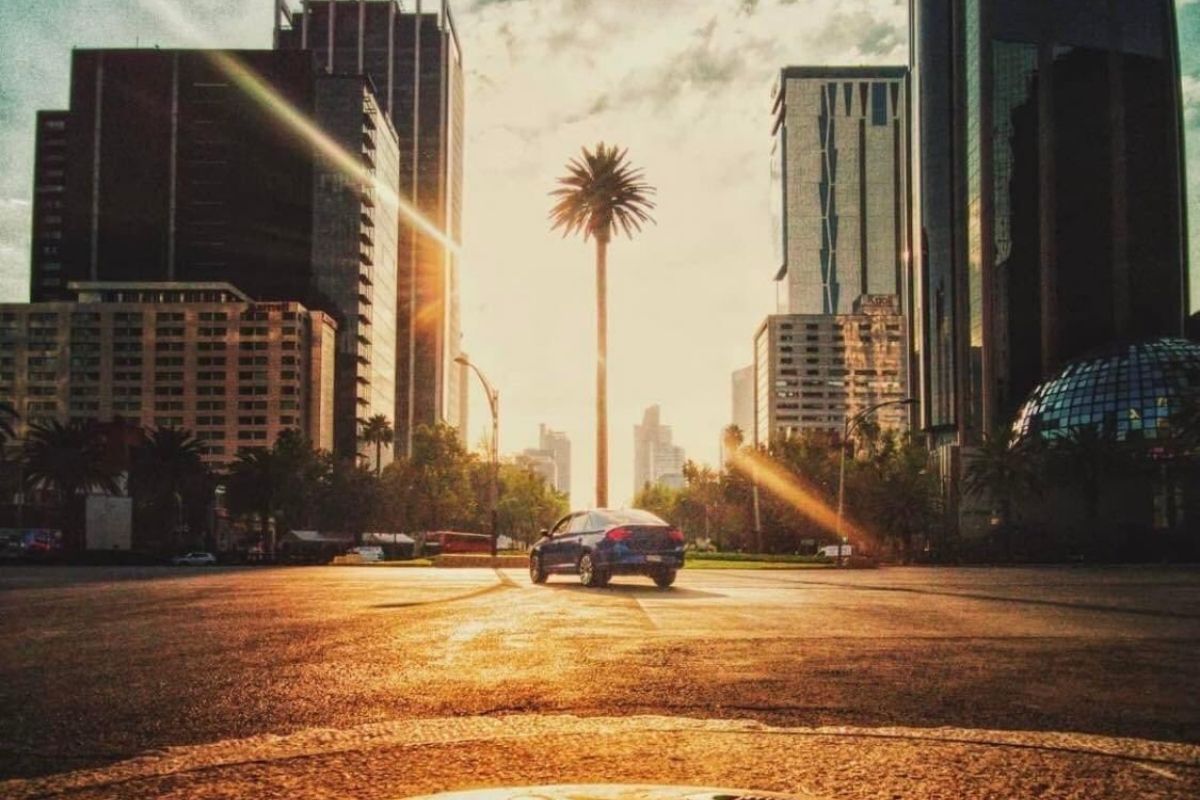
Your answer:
[668,528,685,543]
[605,527,631,542]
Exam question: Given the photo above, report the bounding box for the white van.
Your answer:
[348,546,384,563]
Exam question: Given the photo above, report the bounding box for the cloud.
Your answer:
[807,9,905,59]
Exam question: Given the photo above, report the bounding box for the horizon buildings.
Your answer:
[633,405,686,493]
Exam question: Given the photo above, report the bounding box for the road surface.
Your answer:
[1,564,1198,798]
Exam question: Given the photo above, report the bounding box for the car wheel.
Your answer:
[529,554,548,584]
[652,568,677,589]
[579,553,602,588]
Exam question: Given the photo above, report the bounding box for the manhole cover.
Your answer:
[404,786,814,800]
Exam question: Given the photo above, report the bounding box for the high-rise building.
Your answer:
[538,424,571,501]
[753,296,908,445]
[517,425,570,500]
[722,365,754,464]
[771,67,911,316]
[28,48,400,464]
[633,406,686,494]
[910,0,1189,448]
[276,0,466,455]
[0,282,336,465]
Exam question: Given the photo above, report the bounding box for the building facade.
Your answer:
[28,48,399,463]
[0,283,336,465]
[910,0,1189,446]
[518,425,570,500]
[753,296,908,444]
[633,405,686,493]
[771,66,911,316]
[276,0,467,454]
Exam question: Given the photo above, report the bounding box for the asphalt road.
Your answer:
[2,564,1199,798]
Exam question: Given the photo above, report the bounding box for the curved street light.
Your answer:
[455,355,500,558]
[835,397,916,565]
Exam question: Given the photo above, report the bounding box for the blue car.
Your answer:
[529,508,685,588]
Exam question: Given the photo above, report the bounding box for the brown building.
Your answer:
[0,282,336,465]
[753,295,908,444]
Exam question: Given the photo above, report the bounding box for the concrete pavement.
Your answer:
[1,564,1198,797]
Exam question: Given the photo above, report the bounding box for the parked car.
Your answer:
[529,508,685,588]
[171,552,217,566]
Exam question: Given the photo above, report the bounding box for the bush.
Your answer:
[686,551,831,564]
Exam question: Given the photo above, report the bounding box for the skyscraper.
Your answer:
[633,406,686,494]
[28,48,400,463]
[276,0,466,455]
[910,0,1189,448]
[539,424,571,501]
[771,67,911,316]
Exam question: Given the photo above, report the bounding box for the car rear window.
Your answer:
[593,509,667,526]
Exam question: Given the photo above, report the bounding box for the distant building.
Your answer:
[771,66,911,316]
[722,365,755,463]
[28,49,399,464]
[753,295,907,444]
[518,424,571,501]
[633,405,686,494]
[0,282,336,465]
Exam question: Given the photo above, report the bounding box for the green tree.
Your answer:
[633,481,680,523]
[226,448,283,556]
[128,427,209,554]
[23,420,121,551]
[490,463,569,547]
[318,458,381,544]
[550,143,655,507]
[360,414,394,477]
[963,429,1043,560]
[405,423,477,532]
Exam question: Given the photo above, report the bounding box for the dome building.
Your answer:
[1013,339,1200,444]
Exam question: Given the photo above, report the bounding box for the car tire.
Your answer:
[652,568,677,589]
[529,554,548,584]
[579,553,602,588]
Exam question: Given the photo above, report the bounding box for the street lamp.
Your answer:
[455,355,500,558]
[835,397,916,566]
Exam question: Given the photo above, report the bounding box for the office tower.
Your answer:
[753,296,908,445]
[539,424,571,501]
[910,0,1189,447]
[721,365,755,464]
[276,1,466,454]
[0,282,336,465]
[771,67,911,316]
[517,425,570,500]
[28,48,400,463]
[633,406,687,494]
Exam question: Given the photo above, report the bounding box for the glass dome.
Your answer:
[1012,338,1200,442]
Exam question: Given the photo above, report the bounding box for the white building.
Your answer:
[633,405,686,494]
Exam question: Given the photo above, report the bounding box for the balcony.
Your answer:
[359,228,373,247]
[358,292,372,308]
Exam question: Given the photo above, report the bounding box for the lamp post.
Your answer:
[455,355,499,558]
[836,398,915,566]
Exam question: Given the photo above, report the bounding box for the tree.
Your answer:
[23,420,120,550]
[360,414,394,477]
[405,423,477,532]
[226,447,283,556]
[633,482,679,524]
[550,143,655,507]
[489,463,568,548]
[963,429,1043,560]
[128,427,209,554]
[1046,426,1127,549]
[317,458,381,545]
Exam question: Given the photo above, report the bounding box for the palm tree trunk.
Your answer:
[376,440,382,477]
[595,235,609,508]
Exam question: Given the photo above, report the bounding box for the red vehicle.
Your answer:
[425,531,491,555]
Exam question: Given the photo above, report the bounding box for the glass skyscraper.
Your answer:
[910,0,1189,447]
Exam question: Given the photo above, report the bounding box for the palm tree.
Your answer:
[963,429,1043,560]
[23,420,120,551]
[129,427,209,553]
[226,448,282,558]
[361,414,394,477]
[550,143,656,507]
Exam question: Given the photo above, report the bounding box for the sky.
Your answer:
[0,0,1198,508]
